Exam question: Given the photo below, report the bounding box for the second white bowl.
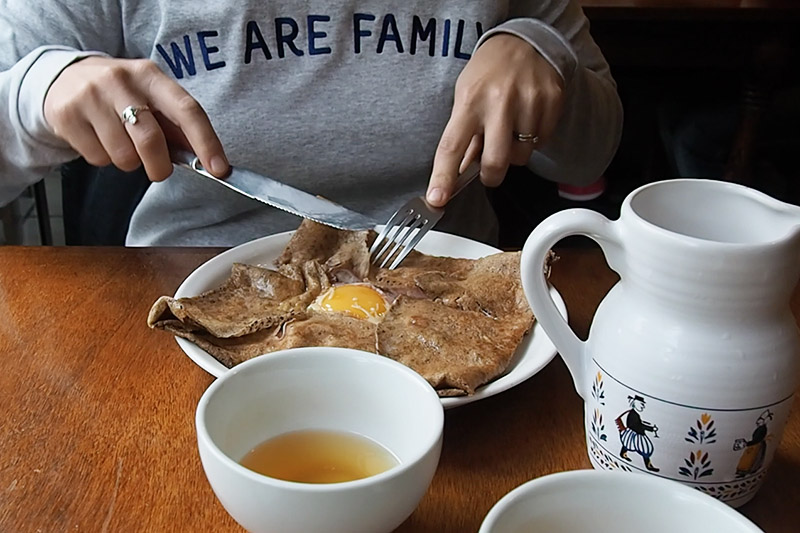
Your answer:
[480,469,763,533]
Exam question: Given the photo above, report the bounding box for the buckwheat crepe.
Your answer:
[148,220,539,396]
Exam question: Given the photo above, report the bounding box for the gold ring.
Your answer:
[514,132,539,144]
[121,105,150,125]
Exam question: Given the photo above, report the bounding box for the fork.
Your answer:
[370,160,482,269]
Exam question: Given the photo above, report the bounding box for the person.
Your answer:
[0,2,622,246]
[734,409,773,478]
[616,395,660,472]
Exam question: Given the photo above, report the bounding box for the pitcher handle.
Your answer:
[521,208,620,400]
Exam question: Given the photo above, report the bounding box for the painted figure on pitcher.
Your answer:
[616,395,660,472]
[733,410,773,478]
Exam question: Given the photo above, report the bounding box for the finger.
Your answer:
[480,115,515,188]
[536,82,565,146]
[509,125,539,167]
[509,138,535,166]
[142,64,229,177]
[511,79,564,165]
[427,111,478,207]
[64,121,113,168]
[510,93,540,166]
[90,102,142,172]
[153,111,191,152]
[122,107,173,181]
[43,70,114,168]
[461,134,483,173]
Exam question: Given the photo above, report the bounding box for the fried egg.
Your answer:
[307,283,391,324]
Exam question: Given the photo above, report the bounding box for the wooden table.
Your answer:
[0,246,797,531]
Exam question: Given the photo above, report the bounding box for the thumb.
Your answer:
[426,134,482,207]
[426,154,459,207]
[425,180,450,207]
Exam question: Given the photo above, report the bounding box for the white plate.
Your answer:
[174,230,566,409]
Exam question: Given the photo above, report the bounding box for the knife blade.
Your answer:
[170,149,378,231]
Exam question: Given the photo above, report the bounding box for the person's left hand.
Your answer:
[426,33,565,207]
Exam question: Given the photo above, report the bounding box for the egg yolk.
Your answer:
[316,284,387,321]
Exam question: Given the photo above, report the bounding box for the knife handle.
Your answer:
[451,160,482,199]
[170,148,217,179]
[169,148,196,167]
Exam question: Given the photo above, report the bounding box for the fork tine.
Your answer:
[377,216,424,269]
[387,216,434,270]
[375,213,419,268]
[371,210,417,265]
[372,192,448,269]
[372,161,479,267]
[369,206,408,255]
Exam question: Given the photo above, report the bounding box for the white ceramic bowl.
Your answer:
[480,470,763,533]
[196,347,444,533]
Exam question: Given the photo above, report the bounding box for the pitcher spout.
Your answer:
[771,198,800,238]
[625,179,800,248]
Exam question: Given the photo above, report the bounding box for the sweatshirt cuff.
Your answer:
[17,47,105,149]
[475,18,579,88]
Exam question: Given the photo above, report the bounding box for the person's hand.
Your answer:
[44,56,229,181]
[426,34,565,207]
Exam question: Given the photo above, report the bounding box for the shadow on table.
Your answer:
[740,450,800,529]
[396,358,587,532]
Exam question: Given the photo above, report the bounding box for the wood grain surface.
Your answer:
[0,246,797,532]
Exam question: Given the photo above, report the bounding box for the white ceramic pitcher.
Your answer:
[521,178,800,507]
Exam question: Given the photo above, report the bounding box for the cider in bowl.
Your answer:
[195,347,444,533]
[239,429,399,483]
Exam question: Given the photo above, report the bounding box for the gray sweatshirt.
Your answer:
[0,1,622,246]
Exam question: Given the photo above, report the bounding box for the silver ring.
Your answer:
[121,105,150,125]
[514,132,539,144]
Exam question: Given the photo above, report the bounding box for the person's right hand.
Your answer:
[43,56,229,181]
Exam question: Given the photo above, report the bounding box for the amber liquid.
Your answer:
[239,429,399,483]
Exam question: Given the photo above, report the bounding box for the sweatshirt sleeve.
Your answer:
[0,0,121,207]
[0,47,105,206]
[476,0,623,186]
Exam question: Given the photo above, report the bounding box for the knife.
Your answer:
[170,149,378,231]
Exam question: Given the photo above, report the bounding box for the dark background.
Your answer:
[490,8,800,249]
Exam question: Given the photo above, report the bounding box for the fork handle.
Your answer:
[451,160,482,199]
